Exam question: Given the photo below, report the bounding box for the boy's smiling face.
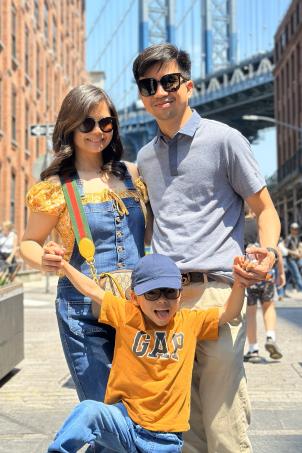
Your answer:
[132,289,182,327]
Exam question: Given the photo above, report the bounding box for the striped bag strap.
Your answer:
[60,175,98,284]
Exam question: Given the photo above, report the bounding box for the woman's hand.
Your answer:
[41,241,65,273]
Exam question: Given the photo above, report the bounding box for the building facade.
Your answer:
[0,0,87,239]
[273,0,302,234]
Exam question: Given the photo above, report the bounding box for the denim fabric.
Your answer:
[48,401,183,453]
[287,258,302,291]
[55,171,145,452]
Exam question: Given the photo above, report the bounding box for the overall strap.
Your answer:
[59,174,128,299]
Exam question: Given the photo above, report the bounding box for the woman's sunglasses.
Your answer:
[78,116,116,133]
[137,73,189,97]
[144,288,181,301]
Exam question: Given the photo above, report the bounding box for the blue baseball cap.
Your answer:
[131,253,182,295]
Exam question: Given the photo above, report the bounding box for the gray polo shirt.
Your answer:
[137,110,266,278]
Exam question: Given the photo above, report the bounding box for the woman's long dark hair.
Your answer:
[41,84,126,180]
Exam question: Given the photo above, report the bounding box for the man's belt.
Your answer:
[181,272,216,286]
[181,272,233,286]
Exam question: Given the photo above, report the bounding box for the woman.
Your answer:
[20,85,149,404]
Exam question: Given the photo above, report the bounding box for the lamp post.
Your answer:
[243,115,302,234]
[242,115,302,135]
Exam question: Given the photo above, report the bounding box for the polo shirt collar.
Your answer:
[156,109,202,143]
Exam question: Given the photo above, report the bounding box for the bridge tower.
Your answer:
[202,0,237,76]
[139,0,175,51]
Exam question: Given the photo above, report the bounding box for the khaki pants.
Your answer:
[182,281,252,453]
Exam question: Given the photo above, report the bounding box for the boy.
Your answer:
[47,251,245,453]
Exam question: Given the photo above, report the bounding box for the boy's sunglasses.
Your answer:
[137,73,189,97]
[144,288,181,301]
[78,116,116,133]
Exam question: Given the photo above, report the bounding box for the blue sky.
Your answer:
[251,128,276,179]
[85,0,291,177]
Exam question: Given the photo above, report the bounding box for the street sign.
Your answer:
[30,124,55,136]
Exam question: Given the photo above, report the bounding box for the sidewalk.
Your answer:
[0,275,302,452]
[245,291,302,452]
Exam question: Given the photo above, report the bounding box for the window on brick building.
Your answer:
[53,18,57,53]
[25,102,30,152]
[291,14,295,35]
[0,78,2,131]
[24,177,28,227]
[66,45,69,76]
[11,4,17,62]
[36,115,40,157]
[0,1,2,45]
[25,25,30,76]
[46,60,50,109]
[54,73,59,111]
[10,172,16,223]
[296,4,300,26]
[36,45,40,93]
[44,2,48,39]
[34,0,39,27]
[11,88,17,142]
[298,44,301,121]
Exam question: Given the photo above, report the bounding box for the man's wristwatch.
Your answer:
[266,247,278,261]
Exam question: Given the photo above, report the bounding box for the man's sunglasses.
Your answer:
[137,73,189,97]
[144,288,181,301]
[78,116,116,133]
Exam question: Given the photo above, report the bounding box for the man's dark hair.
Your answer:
[133,43,191,81]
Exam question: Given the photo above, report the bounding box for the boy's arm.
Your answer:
[218,281,245,325]
[218,256,245,325]
[61,260,104,305]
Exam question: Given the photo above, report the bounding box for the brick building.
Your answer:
[0,0,87,239]
[272,0,302,233]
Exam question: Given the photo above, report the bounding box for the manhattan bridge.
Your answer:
[86,0,291,160]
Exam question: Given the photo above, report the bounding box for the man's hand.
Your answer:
[41,241,65,273]
[232,256,248,288]
[233,246,275,287]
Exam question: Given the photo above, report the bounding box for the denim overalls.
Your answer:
[56,170,145,405]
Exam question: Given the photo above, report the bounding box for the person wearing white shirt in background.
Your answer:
[0,221,18,276]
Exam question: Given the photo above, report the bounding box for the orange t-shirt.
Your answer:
[99,292,219,432]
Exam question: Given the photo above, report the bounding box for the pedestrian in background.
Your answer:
[0,221,18,278]
[244,205,285,362]
[132,43,281,453]
[281,222,302,292]
[20,85,149,453]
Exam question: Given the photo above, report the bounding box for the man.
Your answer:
[282,222,302,291]
[132,43,281,453]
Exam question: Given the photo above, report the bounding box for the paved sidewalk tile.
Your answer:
[245,300,302,451]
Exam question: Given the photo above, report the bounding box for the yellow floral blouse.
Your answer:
[26,177,148,263]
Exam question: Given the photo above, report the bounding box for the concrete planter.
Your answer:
[0,283,24,380]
